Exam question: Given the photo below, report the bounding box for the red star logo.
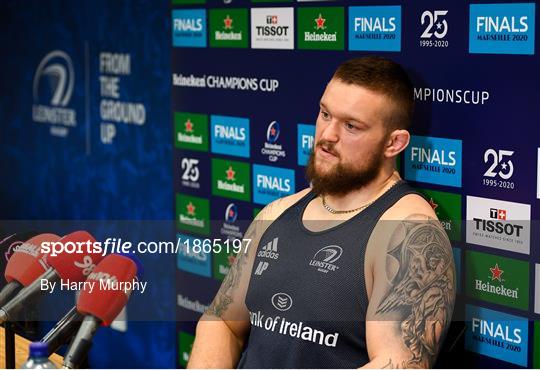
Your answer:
[490,263,504,281]
[428,198,439,211]
[315,14,326,30]
[185,119,193,133]
[228,209,235,218]
[498,209,507,220]
[186,202,196,216]
[227,255,237,266]
[270,127,276,136]
[224,15,233,30]
[226,166,236,181]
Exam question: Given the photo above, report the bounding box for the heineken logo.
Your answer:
[226,166,236,181]
[297,7,343,50]
[315,14,326,30]
[304,14,336,41]
[216,15,242,41]
[224,15,233,29]
[428,198,438,211]
[186,202,196,216]
[180,202,204,228]
[218,166,244,193]
[176,194,210,235]
[185,119,194,133]
[490,263,503,281]
[466,250,528,310]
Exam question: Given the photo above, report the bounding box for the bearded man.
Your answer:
[187,56,456,369]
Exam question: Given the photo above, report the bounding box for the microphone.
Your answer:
[0,233,60,306]
[0,231,104,323]
[62,254,137,369]
[41,254,144,355]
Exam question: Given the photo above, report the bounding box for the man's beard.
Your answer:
[305,140,385,197]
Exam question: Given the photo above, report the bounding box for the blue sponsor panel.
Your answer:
[469,3,535,55]
[210,114,250,158]
[348,6,401,51]
[297,123,315,166]
[253,164,295,205]
[404,135,462,187]
[177,233,212,277]
[465,305,528,367]
[172,9,207,48]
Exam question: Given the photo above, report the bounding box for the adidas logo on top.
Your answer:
[257,237,279,259]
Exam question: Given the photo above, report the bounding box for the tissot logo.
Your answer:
[466,196,530,255]
[404,136,462,187]
[271,292,293,311]
[465,250,529,310]
[32,50,77,137]
[210,115,250,158]
[309,245,342,274]
[253,164,295,204]
[172,9,207,47]
[469,3,535,55]
[465,305,528,366]
[297,123,315,166]
[251,8,294,49]
[348,6,401,51]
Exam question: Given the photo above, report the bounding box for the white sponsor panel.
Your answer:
[251,8,294,49]
[466,196,530,255]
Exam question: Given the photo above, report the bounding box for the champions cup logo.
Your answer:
[262,121,286,162]
[32,50,77,135]
[225,203,238,223]
[266,120,280,143]
[309,245,342,273]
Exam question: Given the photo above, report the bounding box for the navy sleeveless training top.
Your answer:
[237,181,419,368]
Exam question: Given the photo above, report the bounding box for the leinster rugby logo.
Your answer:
[309,245,342,273]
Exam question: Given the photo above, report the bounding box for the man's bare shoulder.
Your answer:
[380,193,436,221]
[257,188,312,221]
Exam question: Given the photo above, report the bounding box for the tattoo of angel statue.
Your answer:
[376,219,455,367]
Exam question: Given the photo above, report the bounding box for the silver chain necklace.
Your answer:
[320,180,401,214]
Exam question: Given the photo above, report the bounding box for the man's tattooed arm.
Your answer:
[205,198,280,319]
[364,215,456,369]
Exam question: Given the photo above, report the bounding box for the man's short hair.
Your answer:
[333,56,414,130]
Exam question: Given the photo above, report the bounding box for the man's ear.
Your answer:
[384,129,410,158]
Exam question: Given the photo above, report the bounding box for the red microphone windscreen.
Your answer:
[5,233,60,286]
[47,231,104,281]
[77,254,137,325]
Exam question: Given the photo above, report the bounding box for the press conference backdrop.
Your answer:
[1,0,539,368]
[172,0,540,368]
